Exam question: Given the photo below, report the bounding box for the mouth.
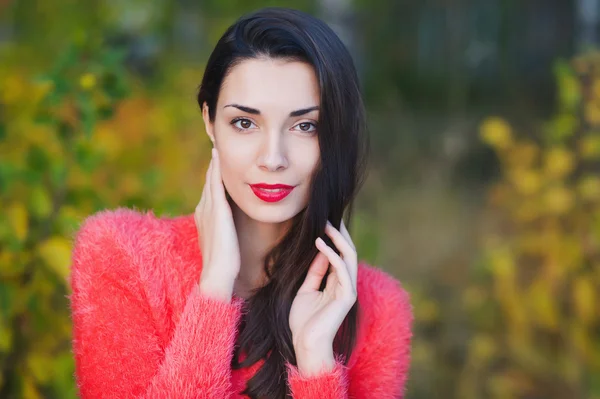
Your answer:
[249,183,296,203]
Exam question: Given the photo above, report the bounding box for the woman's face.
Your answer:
[202,58,321,224]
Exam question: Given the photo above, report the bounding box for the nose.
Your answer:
[258,130,289,172]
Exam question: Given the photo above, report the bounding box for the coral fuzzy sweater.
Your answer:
[68,208,413,398]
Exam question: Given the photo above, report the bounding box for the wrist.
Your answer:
[198,278,234,302]
[294,346,336,378]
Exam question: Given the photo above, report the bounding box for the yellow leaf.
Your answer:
[578,175,600,201]
[489,247,516,280]
[31,79,54,104]
[26,352,54,384]
[79,73,96,90]
[28,185,53,219]
[569,322,589,365]
[0,250,14,269]
[513,200,541,223]
[21,374,42,399]
[470,335,496,363]
[573,276,595,325]
[0,323,13,352]
[579,135,600,159]
[544,147,575,179]
[558,69,581,110]
[528,280,559,329]
[480,117,513,150]
[95,125,123,160]
[6,202,28,242]
[505,141,539,169]
[585,102,600,125]
[1,73,26,104]
[509,169,542,195]
[544,185,575,215]
[593,79,600,99]
[37,236,72,279]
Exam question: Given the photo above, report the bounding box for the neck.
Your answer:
[230,200,290,299]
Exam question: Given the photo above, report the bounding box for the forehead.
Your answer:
[218,58,320,110]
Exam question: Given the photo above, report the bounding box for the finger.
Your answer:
[210,148,228,203]
[298,251,329,293]
[195,187,209,264]
[197,165,209,218]
[195,172,208,226]
[339,219,356,251]
[325,221,357,268]
[338,219,358,287]
[195,195,204,227]
[315,237,355,299]
[324,265,339,294]
[205,157,213,208]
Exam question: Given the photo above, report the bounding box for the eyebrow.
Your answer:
[223,104,319,117]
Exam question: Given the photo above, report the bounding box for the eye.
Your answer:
[292,122,317,134]
[230,118,256,131]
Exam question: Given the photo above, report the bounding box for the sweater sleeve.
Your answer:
[285,267,413,399]
[68,213,244,399]
[285,354,349,398]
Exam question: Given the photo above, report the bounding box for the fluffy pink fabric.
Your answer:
[68,207,413,398]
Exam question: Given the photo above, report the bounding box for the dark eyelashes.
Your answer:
[229,117,318,134]
[229,117,250,132]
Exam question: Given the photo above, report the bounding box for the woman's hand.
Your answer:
[195,148,241,301]
[289,219,358,375]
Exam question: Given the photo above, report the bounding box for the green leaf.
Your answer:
[0,281,17,319]
[49,161,68,187]
[49,44,79,78]
[553,59,581,112]
[97,104,115,120]
[26,145,50,172]
[101,46,128,68]
[102,72,129,100]
[56,120,75,141]
[0,162,17,195]
[76,92,96,138]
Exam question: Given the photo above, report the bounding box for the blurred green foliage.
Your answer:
[1,1,599,398]
[0,31,217,396]
[0,37,137,398]
[463,52,600,399]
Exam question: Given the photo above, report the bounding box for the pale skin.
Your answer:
[195,58,358,377]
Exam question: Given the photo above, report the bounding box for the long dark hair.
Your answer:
[196,7,369,399]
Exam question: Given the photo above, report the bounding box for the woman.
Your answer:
[69,7,413,399]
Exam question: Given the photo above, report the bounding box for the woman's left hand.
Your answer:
[289,219,358,369]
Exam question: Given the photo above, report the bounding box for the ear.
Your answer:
[201,102,216,145]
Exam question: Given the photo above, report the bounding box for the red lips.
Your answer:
[249,183,295,202]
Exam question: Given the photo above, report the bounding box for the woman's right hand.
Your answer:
[195,147,241,301]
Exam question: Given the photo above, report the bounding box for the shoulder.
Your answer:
[69,207,197,287]
[71,207,163,263]
[352,262,413,361]
[347,263,413,396]
[356,262,413,321]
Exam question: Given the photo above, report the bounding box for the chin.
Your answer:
[228,186,305,224]
[239,201,302,224]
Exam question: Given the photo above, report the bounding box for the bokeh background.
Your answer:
[2,0,600,398]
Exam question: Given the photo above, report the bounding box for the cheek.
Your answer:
[217,143,253,188]
[219,154,245,185]
[296,140,320,179]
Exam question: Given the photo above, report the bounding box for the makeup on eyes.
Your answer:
[229,117,317,134]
